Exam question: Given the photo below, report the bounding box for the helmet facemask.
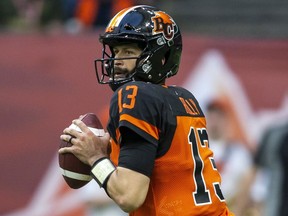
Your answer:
[95,41,147,91]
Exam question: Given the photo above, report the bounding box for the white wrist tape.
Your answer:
[91,158,116,187]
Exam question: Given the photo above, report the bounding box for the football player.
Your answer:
[60,5,234,216]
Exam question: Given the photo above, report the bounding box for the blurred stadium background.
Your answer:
[0,0,287,216]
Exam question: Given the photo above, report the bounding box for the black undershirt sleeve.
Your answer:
[118,127,157,177]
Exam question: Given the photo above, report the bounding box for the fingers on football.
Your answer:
[60,134,73,143]
[72,119,90,133]
[59,146,72,154]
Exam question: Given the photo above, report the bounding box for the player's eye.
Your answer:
[113,49,119,55]
[126,49,139,56]
[126,50,133,55]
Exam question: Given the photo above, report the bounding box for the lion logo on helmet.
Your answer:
[151,11,177,41]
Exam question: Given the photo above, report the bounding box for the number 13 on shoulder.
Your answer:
[118,85,138,113]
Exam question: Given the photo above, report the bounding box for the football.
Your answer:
[59,113,104,189]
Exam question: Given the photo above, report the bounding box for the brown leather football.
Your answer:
[59,113,104,189]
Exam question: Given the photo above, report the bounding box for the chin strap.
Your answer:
[109,77,134,91]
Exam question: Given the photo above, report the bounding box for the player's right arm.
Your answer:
[104,83,160,212]
[61,118,152,213]
[106,166,150,212]
[105,126,157,212]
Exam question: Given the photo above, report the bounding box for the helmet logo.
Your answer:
[151,11,176,41]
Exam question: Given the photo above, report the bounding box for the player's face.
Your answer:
[112,43,142,81]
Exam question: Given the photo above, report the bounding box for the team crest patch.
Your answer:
[151,11,177,41]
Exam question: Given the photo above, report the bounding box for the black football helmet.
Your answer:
[94,5,182,91]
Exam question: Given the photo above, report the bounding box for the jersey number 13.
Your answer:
[188,127,225,205]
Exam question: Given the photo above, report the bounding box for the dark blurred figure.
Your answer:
[236,119,288,216]
[253,121,288,216]
[0,0,18,29]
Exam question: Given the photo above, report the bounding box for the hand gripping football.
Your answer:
[59,113,104,189]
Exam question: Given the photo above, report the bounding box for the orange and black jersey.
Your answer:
[107,81,233,216]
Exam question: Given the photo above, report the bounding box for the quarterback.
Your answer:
[60,5,234,216]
